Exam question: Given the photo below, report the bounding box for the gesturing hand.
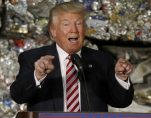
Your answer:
[115,58,133,81]
[34,55,55,80]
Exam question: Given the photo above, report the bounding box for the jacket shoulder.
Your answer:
[18,44,55,62]
[82,46,114,59]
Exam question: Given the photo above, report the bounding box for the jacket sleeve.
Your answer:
[105,54,134,108]
[10,52,40,104]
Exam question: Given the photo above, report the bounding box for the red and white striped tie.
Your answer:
[66,55,80,112]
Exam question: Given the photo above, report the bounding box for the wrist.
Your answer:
[115,73,128,81]
[35,71,47,81]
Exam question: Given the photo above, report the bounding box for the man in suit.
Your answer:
[10,1,134,112]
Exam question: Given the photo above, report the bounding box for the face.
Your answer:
[50,12,85,54]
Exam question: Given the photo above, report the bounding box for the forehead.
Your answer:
[54,12,83,21]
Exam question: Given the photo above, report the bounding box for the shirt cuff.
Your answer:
[34,71,46,88]
[115,74,130,90]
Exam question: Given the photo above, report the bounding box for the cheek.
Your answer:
[79,28,85,37]
[54,26,67,37]
[61,26,70,34]
[78,26,85,33]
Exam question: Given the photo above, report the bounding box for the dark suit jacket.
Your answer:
[10,43,134,112]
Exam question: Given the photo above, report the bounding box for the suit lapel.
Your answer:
[80,47,91,111]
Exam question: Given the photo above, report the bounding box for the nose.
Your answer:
[71,23,78,33]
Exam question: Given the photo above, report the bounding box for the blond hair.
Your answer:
[48,1,86,27]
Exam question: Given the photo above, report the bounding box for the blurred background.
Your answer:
[0,0,151,117]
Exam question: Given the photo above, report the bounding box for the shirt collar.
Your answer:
[56,44,81,61]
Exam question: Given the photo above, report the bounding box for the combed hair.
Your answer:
[48,1,86,27]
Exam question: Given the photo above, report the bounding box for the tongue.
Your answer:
[69,38,78,43]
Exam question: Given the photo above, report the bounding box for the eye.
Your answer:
[62,21,70,26]
[76,21,83,26]
[64,23,69,26]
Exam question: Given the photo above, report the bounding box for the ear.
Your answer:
[49,26,56,38]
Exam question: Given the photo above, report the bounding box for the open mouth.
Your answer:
[68,38,78,43]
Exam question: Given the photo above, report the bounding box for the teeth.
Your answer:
[68,38,78,41]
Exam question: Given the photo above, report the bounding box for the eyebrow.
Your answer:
[61,18,83,22]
